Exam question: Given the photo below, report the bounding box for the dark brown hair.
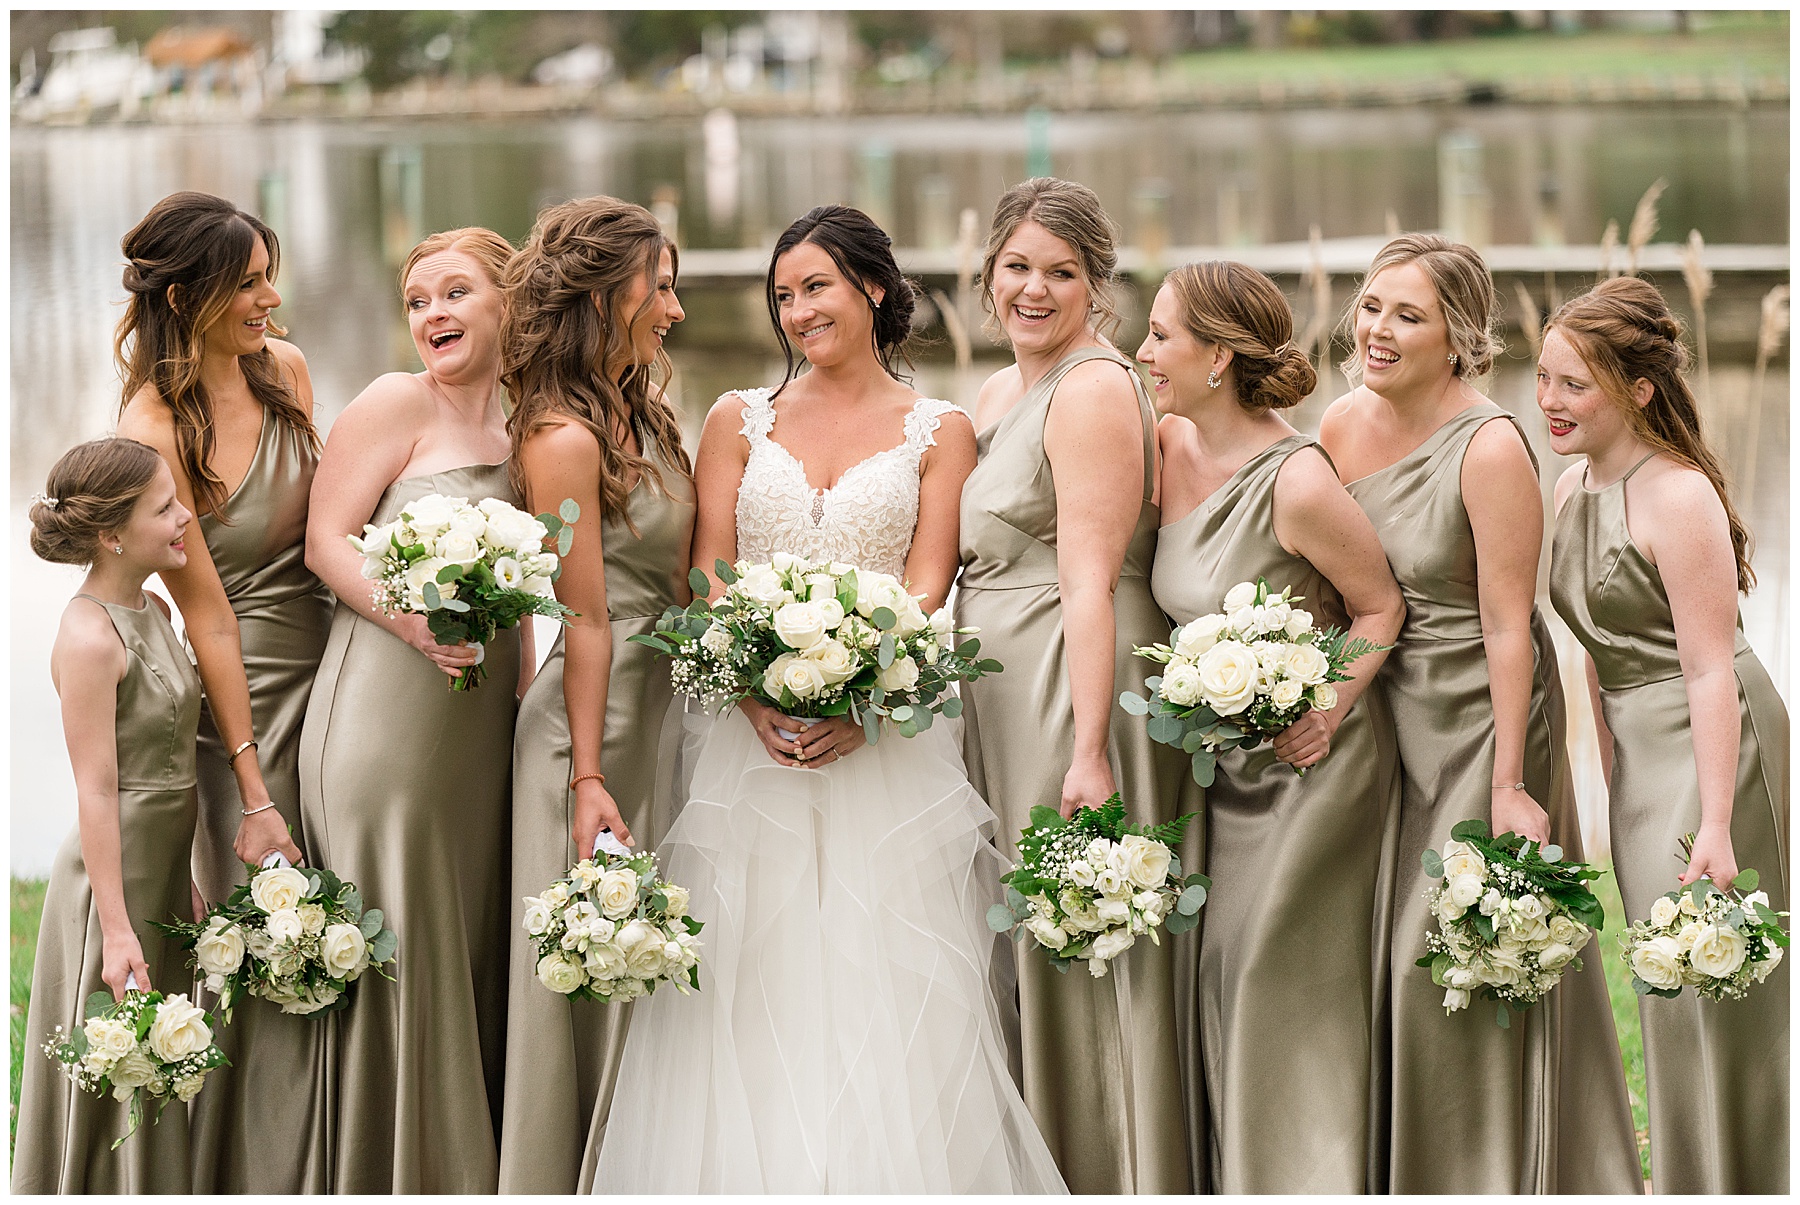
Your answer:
[501,197,690,525]
[766,205,917,393]
[1548,276,1755,592]
[114,191,315,523]
[980,176,1121,342]
[29,438,165,566]
[1163,261,1316,414]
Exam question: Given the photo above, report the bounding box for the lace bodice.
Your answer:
[733,389,965,578]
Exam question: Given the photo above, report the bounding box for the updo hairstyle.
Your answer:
[980,177,1121,342]
[29,438,165,566]
[1163,261,1316,413]
[1340,233,1500,381]
[766,204,917,391]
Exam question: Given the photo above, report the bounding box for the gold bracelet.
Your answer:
[571,772,606,789]
[228,739,258,766]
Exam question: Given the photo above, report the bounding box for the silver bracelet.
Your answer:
[1493,781,1527,791]
[241,801,279,818]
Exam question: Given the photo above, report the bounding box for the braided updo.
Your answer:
[1162,261,1317,414]
[29,439,164,566]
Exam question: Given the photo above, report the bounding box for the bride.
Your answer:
[592,206,1066,1194]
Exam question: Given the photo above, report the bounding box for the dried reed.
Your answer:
[1514,280,1543,357]
[1741,284,1790,501]
[1678,229,1714,407]
[1599,219,1620,279]
[1626,178,1666,275]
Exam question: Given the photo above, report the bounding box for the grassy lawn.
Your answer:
[8,870,1652,1174]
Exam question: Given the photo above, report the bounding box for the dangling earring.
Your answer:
[1207,371,1222,389]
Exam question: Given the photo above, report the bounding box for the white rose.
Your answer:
[293,902,326,936]
[1261,600,1292,632]
[194,915,247,976]
[542,882,571,909]
[84,1017,138,1062]
[1068,860,1097,888]
[597,868,641,920]
[1447,873,1486,911]
[1483,946,1526,988]
[1159,662,1205,707]
[1546,915,1582,947]
[661,884,690,919]
[1741,890,1771,917]
[1676,921,1703,952]
[1479,887,1503,917]
[769,551,805,573]
[1025,916,1069,950]
[1538,943,1577,971]
[895,597,930,637]
[1222,581,1259,612]
[585,943,628,982]
[265,909,305,946]
[243,925,276,961]
[536,952,586,994]
[773,601,829,651]
[1228,605,1260,636]
[492,556,526,590]
[403,556,457,608]
[875,654,919,693]
[1436,890,1468,924]
[1445,964,1481,991]
[855,574,911,621]
[1269,678,1306,710]
[1280,642,1331,686]
[571,861,603,892]
[1513,894,1547,922]
[173,1074,206,1103]
[1091,929,1136,961]
[1311,682,1339,712]
[1094,868,1128,899]
[588,917,616,945]
[736,564,788,608]
[250,866,310,914]
[1689,924,1748,979]
[1678,892,1701,917]
[403,492,460,536]
[1283,608,1314,638]
[619,920,668,979]
[1194,640,1261,716]
[1631,934,1685,990]
[321,924,368,977]
[769,654,828,702]
[1172,614,1228,661]
[484,506,549,554]
[109,1049,160,1090]
[433,528,482,566]
[929,607,956,640]
[1118,835,1172,890]
[1442,848,1487,880]
[699,621,734,658]
[1096,897,1130,925]
[803,638,858,684]
[146,994,212,1063]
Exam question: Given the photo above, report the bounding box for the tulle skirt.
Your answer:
[592,707,1067,1194]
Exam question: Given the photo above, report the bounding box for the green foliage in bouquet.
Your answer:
[1620,833,1789,1003]
[43,988,229,1148]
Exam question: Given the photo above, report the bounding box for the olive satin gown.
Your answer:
[187,408,335,1194]
[1151,435,1400,1194]
[498,466,694,1194]
[1551,455,1788,1194]
[1347,403,1639,1193]
[957,345,1193,1194]
[12,594,202,1194]
[298,462,522,1194]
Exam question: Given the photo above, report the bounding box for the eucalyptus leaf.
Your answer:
[689,567,711,595]
[862,710,882,747]
[1495,1001,1511,1029]
[556,526,574,557]
[878,634,896,668]
[1190,752,1217,788]
[714,558,738,585]
[1420,848,1445,878]
[1164,909,1200,935]
[941,697,963,719]
[422,581,442,609]
[1119,691,1150,716]
[559,498,581,524]
[871,606,897,631]
[1540,844,1563,863]
[987,904,1017,933]
[1734,867,1761,892]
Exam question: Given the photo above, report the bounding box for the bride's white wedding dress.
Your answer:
[592,390,1066,1194]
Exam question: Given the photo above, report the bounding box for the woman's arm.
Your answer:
[54,603,146,998]
[688,395,751,602]
[1636,467,1746,886]
[304,374,477,678]
[901,409,977,612]
[1044,359,1151,816]
[1462,417,1550,843]
[117,392,302,870]
[519,420,633,851]
[1271,447,1406,769]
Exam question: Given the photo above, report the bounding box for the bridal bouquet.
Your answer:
[630,554,1001,744]
[1120,578,1384,786]
[1620,838,1788,1002]
[348,493,579,690]
[1417,819,1606,1027]
[159,859,397,1020]
[41,983,228,1147]
[523,839,703,1003]
[988,795,1206,978]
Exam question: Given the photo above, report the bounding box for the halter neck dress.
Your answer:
[12,593,202,1193]
[1551,453,1788,1193]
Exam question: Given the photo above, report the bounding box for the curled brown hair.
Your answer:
[29,438,165,566]
[501,197,691,526]
[114,191,315,524]
[1339,233,1501,382]
[980,176,1121,342]
[1548,276,1755,592]
[1163,261,1316,414]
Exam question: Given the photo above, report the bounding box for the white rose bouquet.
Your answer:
[349,493,580,691]
[988,794,1207,978]
[1417,819,1607,1027]
[158,859,397,1020]
[1121,578,1385,786]
[41,982,228,1147]
[1620,836,1788,1003]
[630,554,1001,744]
[522,839,702,1003]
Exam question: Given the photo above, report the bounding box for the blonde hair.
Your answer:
[980,177,1120,342]
[1163,261,1316,414]
[1548,276,1755,592]
[1339,233,1500,382]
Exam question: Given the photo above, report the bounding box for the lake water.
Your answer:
[10,109,1788,874]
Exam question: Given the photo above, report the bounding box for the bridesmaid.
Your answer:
[1137,262,1404,1193]
[956,177,1192,1193]
[14,439,203,1193]
[1318,234,1639,1192]
[496,197,695,1192]
[1542,277,1787,1194]
[112,190,333,1193]
[298,227,526,1193]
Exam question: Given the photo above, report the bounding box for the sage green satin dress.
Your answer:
[12,594,202,1194]
[298,462,522,1194]
[187,408,335,1194]
[1347,403,1639,1193]
[1551,455,1788,1194]
[957,345,1193,1194]
[1151,435,1400,1193]
[498,467,694,1194]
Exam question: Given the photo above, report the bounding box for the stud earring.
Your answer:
[1207,371,1222,389]
[113,545,124,556]
[1448,353,1459,365]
